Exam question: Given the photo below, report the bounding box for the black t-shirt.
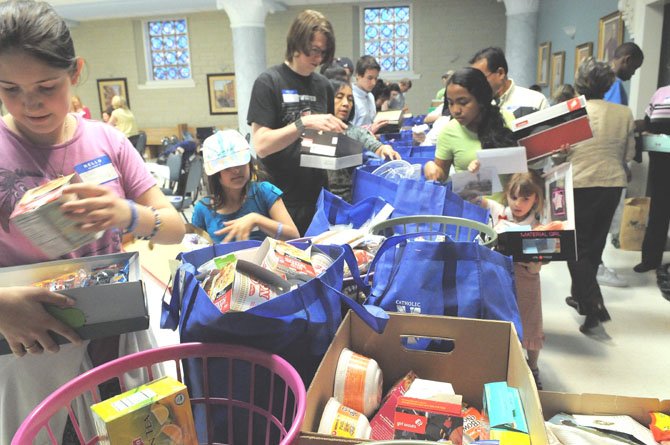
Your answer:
[247,63,334,206]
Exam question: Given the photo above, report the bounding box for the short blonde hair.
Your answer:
[111,95,126,109]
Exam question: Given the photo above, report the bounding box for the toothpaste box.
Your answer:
[9,173,101,259]
[483,381,530,445]
[90,376,197,445]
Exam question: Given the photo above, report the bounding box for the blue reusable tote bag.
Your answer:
[305,188,392,237]
[363,232,523,340]
[161,241,387,443]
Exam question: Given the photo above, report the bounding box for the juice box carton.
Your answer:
[9,173,101,259]
[90,376,197,445]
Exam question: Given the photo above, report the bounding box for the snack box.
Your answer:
[90,376,197,445]
[300,129,363,170]
[496,163,577,262]
[641,133,670,153]
[511,96,593,161]
[299,311,547,444]
[9,174,102,259]
[0,251,147,355]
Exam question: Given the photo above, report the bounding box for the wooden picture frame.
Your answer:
[97,78,128,115]
[574,42,594,78]
[536,41,551,86]
[598,11,623,63]
[207,73,237,115]
[550,51,566,97]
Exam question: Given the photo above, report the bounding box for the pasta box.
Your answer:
[0,251,148,354]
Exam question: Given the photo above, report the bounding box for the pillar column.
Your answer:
[217,0,283,137]
[502,0,540,89]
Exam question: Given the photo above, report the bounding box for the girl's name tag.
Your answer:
[74,155,119,184]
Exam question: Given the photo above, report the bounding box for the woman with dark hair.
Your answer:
[563,57,635,334]
[424,67,516,182]
[326,78,400,202]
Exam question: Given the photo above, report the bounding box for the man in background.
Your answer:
[352,55,381,127]
[470,46,548,117]
[604,42,644,105]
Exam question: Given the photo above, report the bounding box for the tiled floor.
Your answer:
[539,238,670,399]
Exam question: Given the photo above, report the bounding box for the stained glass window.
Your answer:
[363,6,411,72]
[147,19,192,81]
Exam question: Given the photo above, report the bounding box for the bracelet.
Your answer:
[124,200,139,234]
[275,222,283,239]
[138,206,162,240]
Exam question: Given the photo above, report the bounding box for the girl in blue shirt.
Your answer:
[192,130,299,243]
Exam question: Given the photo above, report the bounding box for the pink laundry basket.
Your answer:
[13,342,306,445]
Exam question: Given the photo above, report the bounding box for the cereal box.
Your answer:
[90,376,197,445]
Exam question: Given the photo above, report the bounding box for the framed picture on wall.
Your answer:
[574,42,593,78]
[207,73,237,115]
[97,78,128,115]
[598,11,623,63]
[536,41,551,86]
[550,51,565,97]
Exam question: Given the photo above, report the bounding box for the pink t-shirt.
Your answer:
[0,114,155,267]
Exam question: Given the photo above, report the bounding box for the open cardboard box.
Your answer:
[540,390,670,426]
[0,251,147,354]
[299,311,548,444]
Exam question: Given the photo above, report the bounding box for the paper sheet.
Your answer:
[476,146,528,174]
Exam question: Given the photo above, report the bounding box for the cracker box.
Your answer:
[9,174,102,259]
[511,96,593,161]
[91,376,197,445]
[0,251,148,355]
[300,129,363,170]
[299,312,547,445]
[496,162,577,262]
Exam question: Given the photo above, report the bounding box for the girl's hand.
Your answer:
[0,287,82,356]
[60,183,131,232]
[424,161,441,181]
[215,213,259,243]
[376,145,401,160]
[467,159,480,173]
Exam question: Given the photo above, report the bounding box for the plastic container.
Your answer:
[12,343,306,445]
[317,397,371,439]
[333,348,383,417]
[371,160,421,183]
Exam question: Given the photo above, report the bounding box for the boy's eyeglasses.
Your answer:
[308,47,327,58]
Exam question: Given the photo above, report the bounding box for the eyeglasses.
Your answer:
[308,46,327,58]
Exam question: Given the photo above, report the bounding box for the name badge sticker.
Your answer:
[74,155,119,184]
[282,89,300,103]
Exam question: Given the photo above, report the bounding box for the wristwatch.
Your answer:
[294,117,305,135]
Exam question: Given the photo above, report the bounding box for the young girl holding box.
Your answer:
[477,171,546,389]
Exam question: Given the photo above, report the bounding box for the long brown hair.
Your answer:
[206,159,261,210]
[285,10,335,66]
[504,171,545,216]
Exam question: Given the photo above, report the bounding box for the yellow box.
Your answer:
[91,376,197,445]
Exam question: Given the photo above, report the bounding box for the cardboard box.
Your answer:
[0,252,148,354]
[642,134,670,153]
[299,311,547,444]
[512,96,593,161]
[374,110,405,134]
[300,129,363,170]
[539,390,670,425]
[9,174,102,259]
[496,163,577,262]
[91,376,197,445]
